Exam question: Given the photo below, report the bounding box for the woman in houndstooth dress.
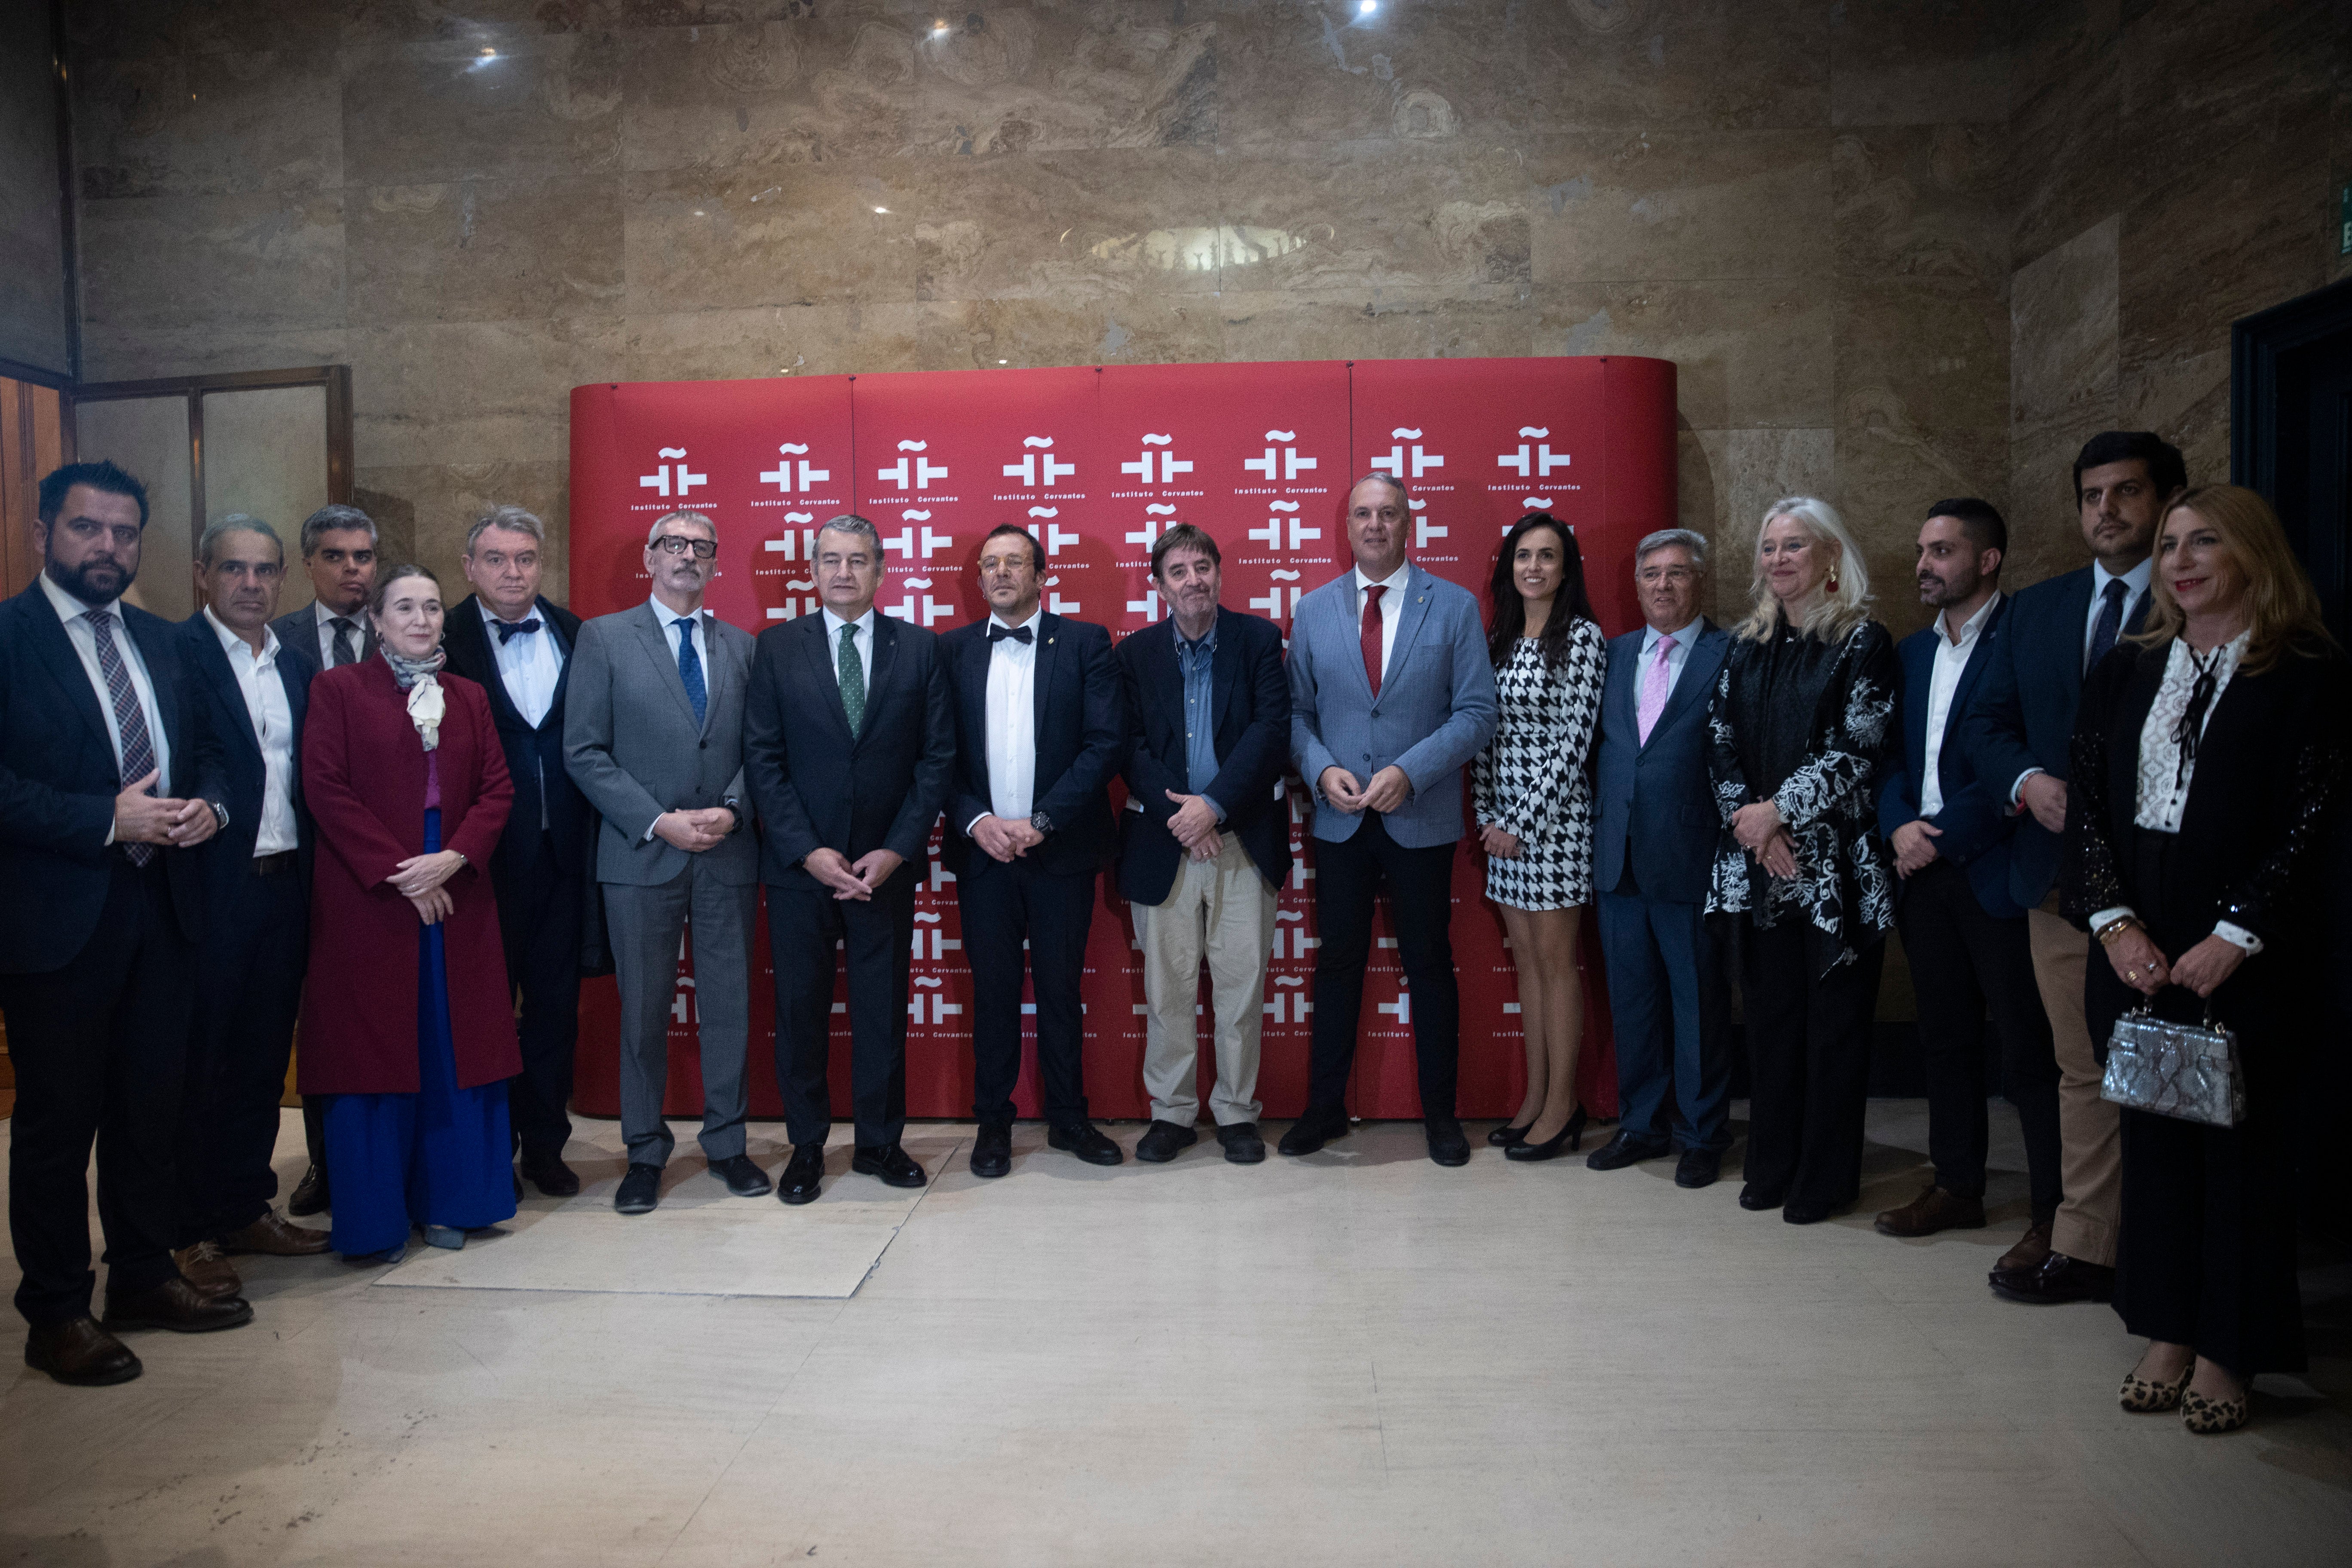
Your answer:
[1473,513,1607,1161]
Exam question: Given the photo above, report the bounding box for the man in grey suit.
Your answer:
[563,509,766,1215]
[1583,529,1735,1188]
[1281,472,1498,1167]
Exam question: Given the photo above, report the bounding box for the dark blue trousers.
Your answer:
[1597,875,1731,1152]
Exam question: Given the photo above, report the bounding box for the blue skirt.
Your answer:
[325,808,517,1258]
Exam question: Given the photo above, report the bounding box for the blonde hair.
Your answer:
[2132,485,2335,675]
[1734,495,1872,643]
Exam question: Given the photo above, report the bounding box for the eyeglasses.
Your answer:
[652,536,717,559]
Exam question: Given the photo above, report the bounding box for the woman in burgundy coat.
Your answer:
[298,564,519,1261]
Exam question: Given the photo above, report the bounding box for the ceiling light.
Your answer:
[932,19,949,35]
[874,206,890,214]
[1358,0,1376,12]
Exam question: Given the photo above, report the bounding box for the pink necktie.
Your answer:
[1636,634,1676,745]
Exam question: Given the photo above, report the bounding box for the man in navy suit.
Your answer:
[1115,524,1292,1167]
[1963,431,2184,1303]
[171,517,331,1309]
[744,515,955,1203]
[441,505,593,1199]
[0,461,248,1386]
[1873,499,2060,1244]
[1583,529,1735,1188]
[940,524,1125,1178]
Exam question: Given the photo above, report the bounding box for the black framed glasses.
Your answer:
[652,535,718,559]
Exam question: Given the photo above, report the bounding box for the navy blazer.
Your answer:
[939,611,1123,879]
[742,609,956,886]
[1115,606,1292,906]
[441,593,591,879]
[1874,599,2022,919]
[1591,621,1730,906]
[1960,565,2149,910]
[0,579,225,973]
[177,610,315,919]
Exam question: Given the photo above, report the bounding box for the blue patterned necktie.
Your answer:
[2085,578,2128,675]
[673,616,707,727]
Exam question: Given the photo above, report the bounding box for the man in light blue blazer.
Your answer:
[1584,529,1734,1188]
[1281,473,1498,1167]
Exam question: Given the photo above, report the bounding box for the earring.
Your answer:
[1827,569,1840,593]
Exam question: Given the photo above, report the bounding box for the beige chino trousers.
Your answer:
[1131,832,1278,1127]
[2029,894,2121,1266]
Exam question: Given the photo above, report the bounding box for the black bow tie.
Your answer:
[493,616,542,646]
[988,623,1034,645]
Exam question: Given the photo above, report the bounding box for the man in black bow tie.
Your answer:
[441,505,594,1198]
[938,525,1126,1176]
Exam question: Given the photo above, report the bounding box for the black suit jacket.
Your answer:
[0,579,225,973]
[940,612,1123,878]
[743,610,956,886]
[440,593,591,878]
[177,610,316,920]
[1115,606,1291,905]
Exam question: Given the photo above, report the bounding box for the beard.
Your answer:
[48,554,132,606]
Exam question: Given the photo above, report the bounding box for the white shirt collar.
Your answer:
[479,597,543,626]
[313,597,364,626]
[38,570,116,624]
[205,604,280,662]
[1354,560,1412,596]
[1643,615,1704,652]
[989,606,1044,635]
[823,605,877,637]
[1937,590,2002,649]
[2093,557,2153,597]
[649,593,702,627]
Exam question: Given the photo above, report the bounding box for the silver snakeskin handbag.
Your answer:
[2100,1006,2245,1128]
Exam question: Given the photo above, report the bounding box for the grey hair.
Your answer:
[198,514,284,567]
[1348,470,1411,510]
[1634,527,1708,572]
[646,509,716,546]
[815,513,882,555]
[298,504,377,558]
[467,504,545,554]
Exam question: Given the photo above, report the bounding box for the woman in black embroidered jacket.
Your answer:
[2065,486,2349,1435]
[1706,496,1898,1225]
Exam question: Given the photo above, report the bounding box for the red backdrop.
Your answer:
[566,355,1677,1123]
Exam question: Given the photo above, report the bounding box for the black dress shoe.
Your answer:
[852,1144,928,1189]
[1989,1250,2116,1305]
[1135,1120,1199,1163]
[778,1143,826,1204]
[1674,1148,1721,1188]
[101,1277,253,1334]
[1738,1182,1786,1212]
[1502,1112,1583,1162]
[1487,1122,1533,1148]
[970,1121,1013,1179]
[1047,1120,1124,1165]
[1217,1122,1266,1164]
[518,1152,582,1197]
[615,1163,662,1214]
[1586,1129,1670,1171]
[25,1317,141,1386]
[1424,1115,1471,1167]
[710,1154,772,1198]
[288,1162,330,1217]
[1278,1106,1349,1156]
[1782,1199,1840,1225]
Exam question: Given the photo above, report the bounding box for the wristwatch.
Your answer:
[208,800,229,832]
[1029,810,1054,836]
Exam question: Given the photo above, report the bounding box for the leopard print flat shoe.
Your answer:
[2181,1387,2250,1434]
[2119,1361,2195,1413]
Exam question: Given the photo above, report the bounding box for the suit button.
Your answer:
[699,739,707,749]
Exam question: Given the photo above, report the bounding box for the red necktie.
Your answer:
[1360,584,1387,697]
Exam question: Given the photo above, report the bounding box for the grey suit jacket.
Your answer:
[563,599,758,887]
[1289,560,1498,848]
[268,602,374,674]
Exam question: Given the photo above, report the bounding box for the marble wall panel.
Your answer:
[76,322,356,385]
[347,175,627,325]
[342,33,625,187]
[352,458,570,598]
[1831,125,2006,293]
[2117,0,2343,187]
[622,165,917,313]
[345,316,625,469]
[76,52,343,198]
[1678,426,1837,622]
[64,0,342,64]
[1828,0,2011,128]
[913,298,1221,373]
[1527,131,1834,285]
[1211,292,1534,364]
[1211,0,1525,147]
[1217,142,1531,296]
[343,0,631,46]
[78,189,346,334]
[1510,0,1833,135]
[2007,214,2117,583]
[908,149,1220,303]
[1531,279,1834,432]
[2004,0,2122,275]
[622,302,922,381]
[623,18,836,171]
[1836,278,2009,435]
[904,6,1218,155]
[0,0,70,374]
[1832,423,2012,637]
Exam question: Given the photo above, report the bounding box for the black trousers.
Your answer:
[768,870,916,1149]
[497,839,587,1161]
[959,853,1098,1125]
[0,858,192,1325]
[1896,859,2063,1218]
[177,864,307,1242]
[1307,814,1460,1116]
[1739,916,1885,1208]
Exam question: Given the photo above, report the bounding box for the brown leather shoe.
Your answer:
[24,1317,142,1386]
[1993,1221,2054,1278]
[101,1276,254,1333]
[219,1209,333,1256]
[171,1240,244,1300]
[1872,1183,1988,1237]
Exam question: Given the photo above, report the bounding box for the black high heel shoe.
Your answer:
[1504,1105,1589,1162]
[1487,1121,1534,1148]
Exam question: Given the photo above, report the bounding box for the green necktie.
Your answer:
[838,622,865,735]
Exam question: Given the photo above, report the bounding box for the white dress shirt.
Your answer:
[1919,592,2000,819]
[1636,614,1706,709]
[205,607,298,855]
[822,605,876,709]
[970,607,1042,831]
[41,572,172,816]
[643,594,717,841]
[1353,561,1412,682]
[2011,556,2157,805]
[481,598,562,729]
[309,597,369,670]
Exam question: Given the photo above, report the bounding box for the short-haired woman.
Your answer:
[1706,497,1898,1224]
[1473,514,1608,1159]
[300,566,521,1261]
[2066,486,2349,1434]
